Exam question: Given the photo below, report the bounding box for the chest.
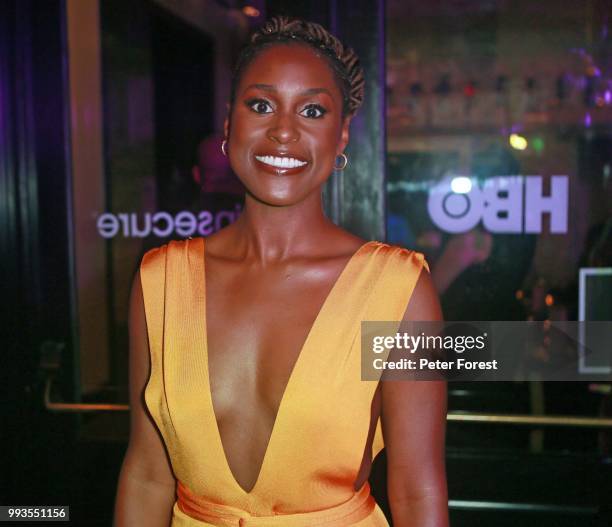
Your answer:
[204,257,343,418]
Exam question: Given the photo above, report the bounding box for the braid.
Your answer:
[230,16,364,117]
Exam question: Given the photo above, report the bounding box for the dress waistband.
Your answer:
[176,481,376,526]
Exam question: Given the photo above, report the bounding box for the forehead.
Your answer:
[237,43,343,100]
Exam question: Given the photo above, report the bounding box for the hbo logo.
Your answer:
[427,175,568,234]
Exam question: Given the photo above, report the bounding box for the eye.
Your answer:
[246,98,273,114]
[299,104,327,119]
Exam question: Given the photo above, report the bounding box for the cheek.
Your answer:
[227,114,258,167]
[309,122,343,159]
[228,112,247,149]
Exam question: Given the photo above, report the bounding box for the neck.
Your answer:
[227,188,337,263]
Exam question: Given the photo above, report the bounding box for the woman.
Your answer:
[114,16,448,527]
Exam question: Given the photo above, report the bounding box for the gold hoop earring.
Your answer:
[221,140,228,157]
[334,153,348,171]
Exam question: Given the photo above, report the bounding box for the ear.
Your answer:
[337,115,352,155]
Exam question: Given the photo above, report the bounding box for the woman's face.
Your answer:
[225,43,351,206]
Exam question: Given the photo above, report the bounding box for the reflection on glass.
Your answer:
[386,0,612,453]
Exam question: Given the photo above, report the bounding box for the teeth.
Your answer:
[255,155,307,169]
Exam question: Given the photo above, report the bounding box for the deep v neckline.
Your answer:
[199,237,375,496]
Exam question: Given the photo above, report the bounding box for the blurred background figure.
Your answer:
[142,134,245,251]
[192,134,244,197]
[192,133,245,229]
[430,227,493,295]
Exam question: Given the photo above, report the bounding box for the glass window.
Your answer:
[387,0,612,452]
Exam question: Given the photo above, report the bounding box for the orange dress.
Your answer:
[140,238,429,526]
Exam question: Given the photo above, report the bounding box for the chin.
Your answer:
[243,183,315,208]
[247,190,305,208]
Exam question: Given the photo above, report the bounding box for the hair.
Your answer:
[229,16,365,118]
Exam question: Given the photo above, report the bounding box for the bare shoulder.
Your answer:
[403,261,442,322]
[328,231,370,258]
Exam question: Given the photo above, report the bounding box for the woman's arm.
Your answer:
[114,269,177,527]
[381,269,449,527]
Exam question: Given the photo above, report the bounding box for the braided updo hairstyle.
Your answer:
[230,16,365,118]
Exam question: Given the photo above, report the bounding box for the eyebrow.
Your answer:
[245,84,333,97]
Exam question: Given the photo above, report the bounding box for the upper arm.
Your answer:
[381,266,448,505]
[122,268,176,487]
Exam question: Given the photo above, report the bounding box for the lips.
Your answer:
[254,152,309,175]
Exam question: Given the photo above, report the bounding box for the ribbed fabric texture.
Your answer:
[140,238,428,526]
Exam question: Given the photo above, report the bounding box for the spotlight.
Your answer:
[450,176,472,194]
[509,133,528,150]
[242,5,260,17]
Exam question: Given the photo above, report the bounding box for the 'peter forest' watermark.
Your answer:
[371,330,496,373]
[361,321,612,381]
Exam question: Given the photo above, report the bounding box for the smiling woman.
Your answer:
[114,16,448,527]
[226,43,351,205]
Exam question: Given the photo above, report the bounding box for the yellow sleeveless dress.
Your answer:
[140,238,429,526]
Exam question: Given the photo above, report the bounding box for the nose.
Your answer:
[266,112,300,144]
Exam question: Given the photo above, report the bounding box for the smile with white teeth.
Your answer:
[255,155,308,169]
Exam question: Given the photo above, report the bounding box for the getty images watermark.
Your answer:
[361,321,612,381]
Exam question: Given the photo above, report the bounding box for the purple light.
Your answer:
[584,112,592,127]
[605,90,611,104]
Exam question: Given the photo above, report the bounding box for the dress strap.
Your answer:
[363,244,429,323]
[140,244,168,365]
[363,244,430,460]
